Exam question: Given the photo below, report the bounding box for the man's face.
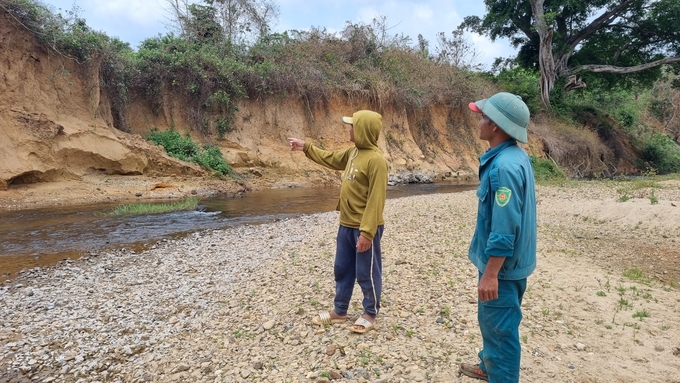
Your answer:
[478,114,495,141]
[349,125,355,142]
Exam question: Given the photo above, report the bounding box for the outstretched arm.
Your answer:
[288,137,351,171]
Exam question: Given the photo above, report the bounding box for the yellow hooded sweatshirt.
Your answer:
[303,110,388,240]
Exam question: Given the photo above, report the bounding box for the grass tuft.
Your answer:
[103,197,199,216]
[623,268,653,285]
[632,310,650,321]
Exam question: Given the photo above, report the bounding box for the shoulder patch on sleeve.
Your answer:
[495,187,512,207]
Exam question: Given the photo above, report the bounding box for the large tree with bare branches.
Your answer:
[462,0,680,108]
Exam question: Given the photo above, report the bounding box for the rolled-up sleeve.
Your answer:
[485,166,525,258]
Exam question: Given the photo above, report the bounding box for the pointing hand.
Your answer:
[287,138,304,151]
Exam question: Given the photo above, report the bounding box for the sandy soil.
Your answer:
[0,174,241,212]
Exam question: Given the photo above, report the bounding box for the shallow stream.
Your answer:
[0,181,477,282]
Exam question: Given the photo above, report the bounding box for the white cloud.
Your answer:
[412,4,434,21]
[91,0,167,27]
[469,33,515,69]
[356,6,381,24]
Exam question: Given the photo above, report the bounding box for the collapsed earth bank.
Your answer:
[0,6,537,201]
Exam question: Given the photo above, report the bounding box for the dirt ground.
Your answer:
[539,181,680,287]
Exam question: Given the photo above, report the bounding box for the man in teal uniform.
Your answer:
[460,92,537,382]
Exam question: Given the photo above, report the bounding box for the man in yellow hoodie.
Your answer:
[288,110,388,333]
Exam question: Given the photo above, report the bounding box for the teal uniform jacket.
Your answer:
[468,139,537,280]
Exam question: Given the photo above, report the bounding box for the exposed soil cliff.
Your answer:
[1,6,539,208]
[0,10,210,191]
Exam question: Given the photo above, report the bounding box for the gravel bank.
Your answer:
[1,181,680,383]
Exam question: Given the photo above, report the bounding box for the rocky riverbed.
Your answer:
[1,180,680,383]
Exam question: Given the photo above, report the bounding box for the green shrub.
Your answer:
[133,35,245,136]
[558,82,645,132]
[147,129,200,161]
[638,132,680,174]
[531,155,566,182]
[146,129,231,174]
[193,146,231,175]
[616,107,638,130]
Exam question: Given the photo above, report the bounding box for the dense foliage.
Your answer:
[462,0,680,108]
[638,132,680,175]
[134,35,244,137]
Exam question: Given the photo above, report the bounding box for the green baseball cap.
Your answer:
[468,92,530,143]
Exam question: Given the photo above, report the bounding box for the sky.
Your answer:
[41,0,516,70]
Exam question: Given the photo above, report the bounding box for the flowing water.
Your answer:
[0,182,477,282]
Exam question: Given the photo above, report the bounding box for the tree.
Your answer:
[181,3,224,44]
[462,0,680,108]
[209,0,279,46]
[434,27,483,71]
[165,0,279,47]
[651,77,680,142]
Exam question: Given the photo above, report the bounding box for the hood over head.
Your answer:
[342,110,382,149]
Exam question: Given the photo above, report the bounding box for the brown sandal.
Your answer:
[459,363,488,381]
